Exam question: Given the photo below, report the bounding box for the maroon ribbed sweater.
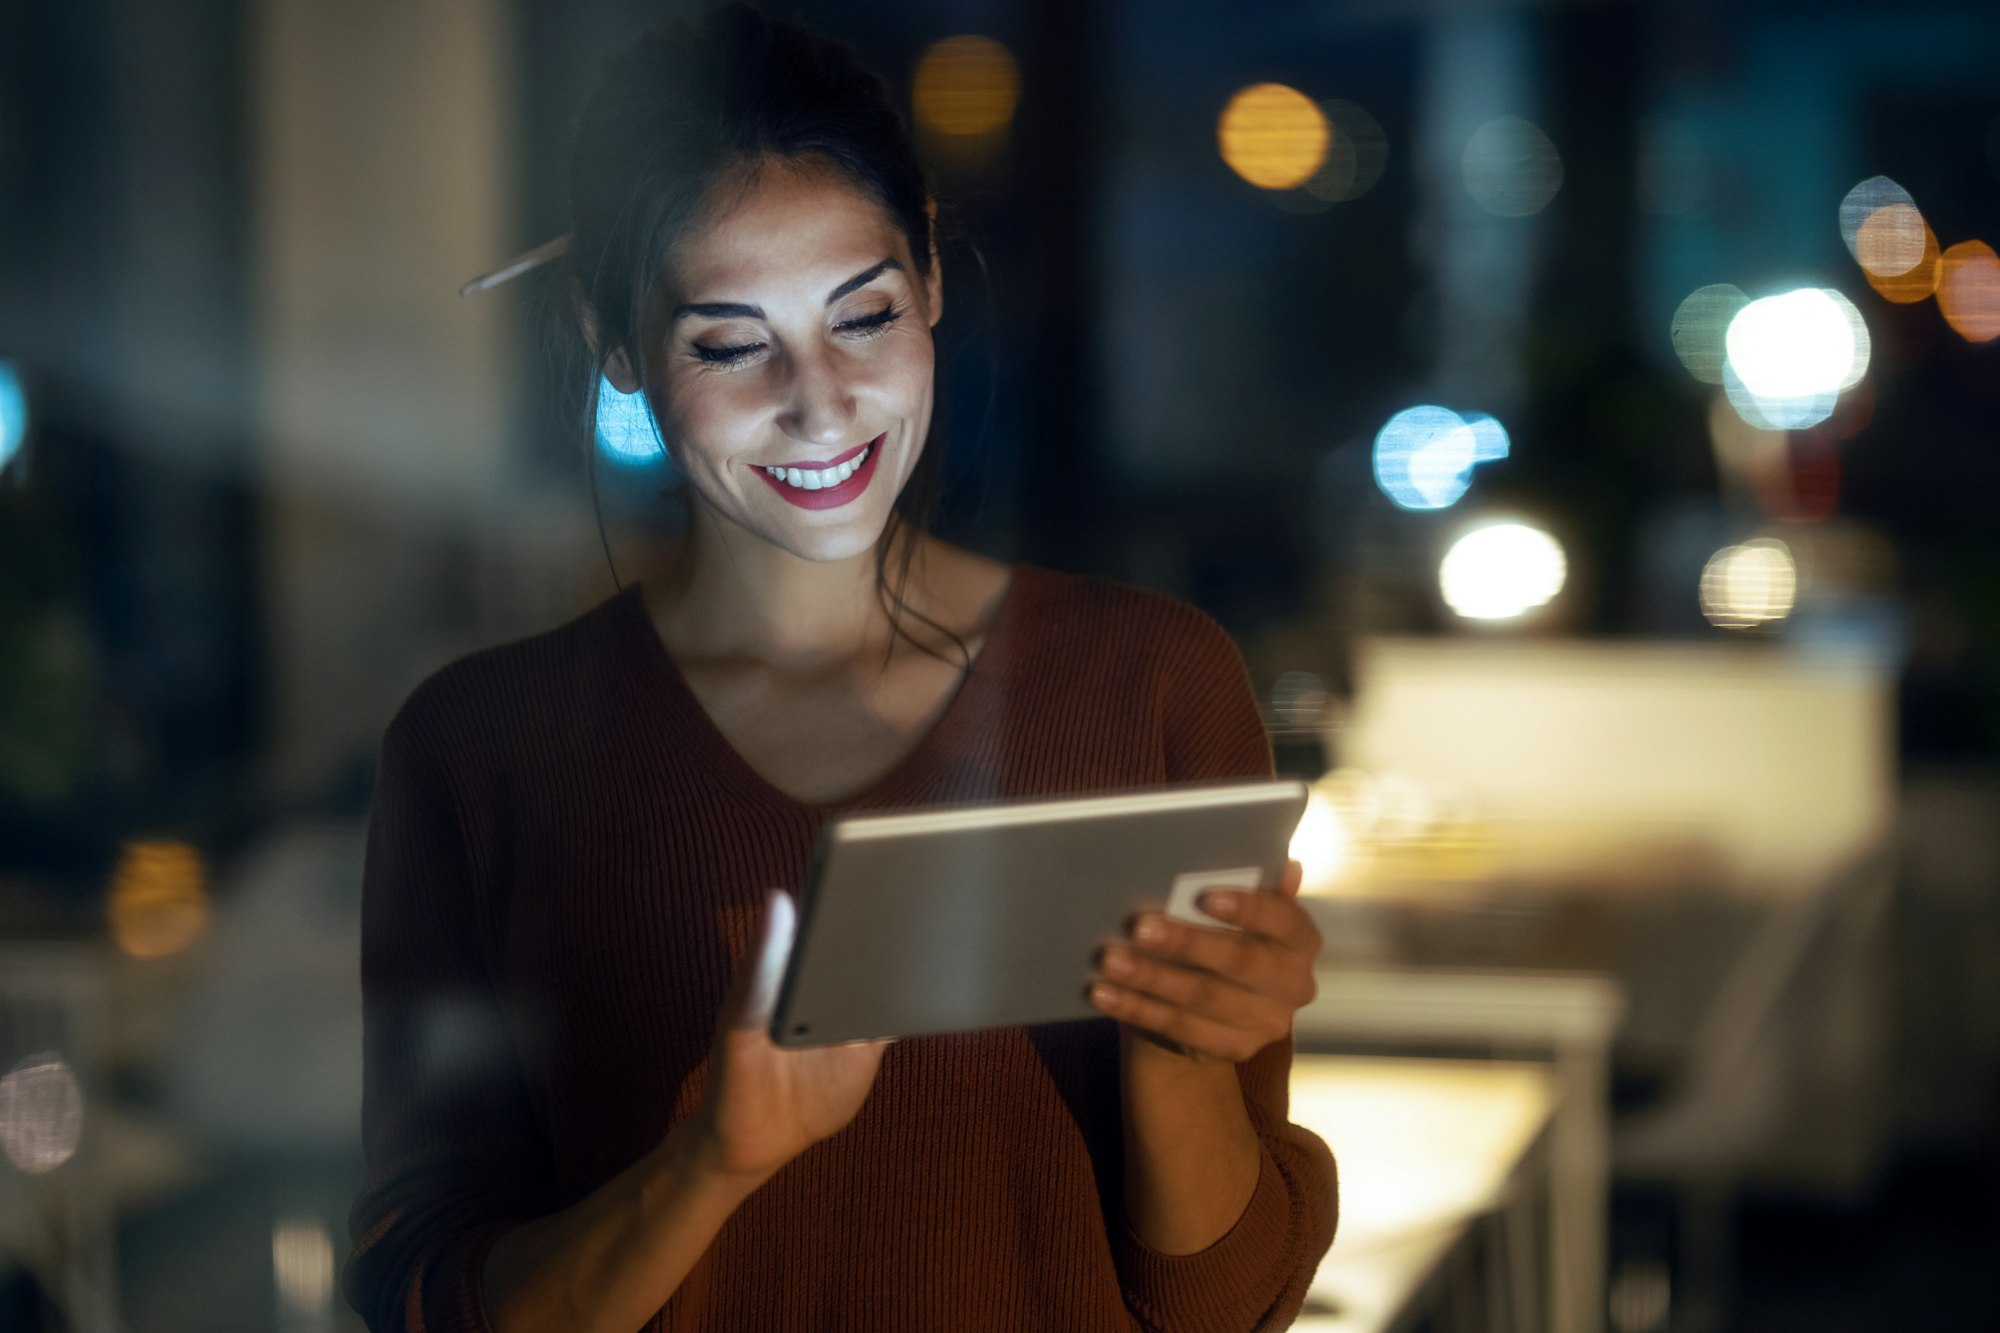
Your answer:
[344,563,1338,1332]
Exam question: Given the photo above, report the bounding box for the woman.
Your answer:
[344,8,1336,1330]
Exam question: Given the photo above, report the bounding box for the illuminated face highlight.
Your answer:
[633,161,941,563]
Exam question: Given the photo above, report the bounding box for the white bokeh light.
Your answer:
[1439,521,1567,622]
[1700,538,1798,629]
[1725,289,1860,400]
[0,1053,84,1175]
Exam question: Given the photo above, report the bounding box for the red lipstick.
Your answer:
[753,433,886,511]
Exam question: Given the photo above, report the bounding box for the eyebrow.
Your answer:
[670,258,903,324]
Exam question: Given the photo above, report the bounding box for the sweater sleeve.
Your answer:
[342,701,554,1332]
[1112,603,1339,1333]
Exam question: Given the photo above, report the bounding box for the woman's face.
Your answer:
[628,161,942,565]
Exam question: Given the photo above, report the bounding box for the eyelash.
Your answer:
[690,305,905,367]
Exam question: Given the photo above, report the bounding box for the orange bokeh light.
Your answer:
[1937,240,2000,343]
[911,36,1020,138]
[1217,83,1329,191]
[1864,221,1940,304]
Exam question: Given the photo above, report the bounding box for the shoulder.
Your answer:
[1017,565,1244,670]
[382,588,637,766]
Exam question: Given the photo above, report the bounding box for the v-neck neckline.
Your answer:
[612,563,1039,818]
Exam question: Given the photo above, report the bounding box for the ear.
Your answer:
[603,347,640,395]
[922,197,944,328]
[574,285,643,393]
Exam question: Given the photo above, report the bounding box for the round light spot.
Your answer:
[1218,83,1330,191]
[1838,176,1917,260]
[1270,671,1330,726]
[1865,221,1941,304]
[1439,522,1567,622]
[109,839,209,960]
[1725,288,1861,400]
[1671,284,1749,385]
[1854,203,1929,278]
[1461,116,1563,217]
[1700,538,1797,629]
[1937,240,2000,343]
[911,36,1021,138]
[0,1053,84,1175]
[1373,406,1508,511]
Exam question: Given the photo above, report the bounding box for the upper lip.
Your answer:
[751,434,881,471]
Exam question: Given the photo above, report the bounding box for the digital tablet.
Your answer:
[769,779,1309,1047]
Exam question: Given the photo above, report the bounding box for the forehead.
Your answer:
[667,160,912,303]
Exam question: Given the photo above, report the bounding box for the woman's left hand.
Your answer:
[1089,859,1322,1063]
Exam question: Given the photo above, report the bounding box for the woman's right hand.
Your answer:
[691,889,891,1186]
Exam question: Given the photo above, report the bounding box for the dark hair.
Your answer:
[563,3,964,667]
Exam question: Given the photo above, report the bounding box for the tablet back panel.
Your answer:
[771,781,1308,1046]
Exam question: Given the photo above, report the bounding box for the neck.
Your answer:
[648,504,927,669]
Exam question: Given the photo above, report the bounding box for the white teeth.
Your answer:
[766,442,873,489]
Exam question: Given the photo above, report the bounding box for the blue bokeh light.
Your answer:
[595,377,668,466]
[1372,405,1508,511]
[0,362,26,474]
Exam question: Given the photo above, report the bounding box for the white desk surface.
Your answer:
[1288,1055,1559,1333]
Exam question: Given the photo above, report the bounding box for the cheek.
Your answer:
[658,376,766,465]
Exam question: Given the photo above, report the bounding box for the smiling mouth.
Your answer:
[752,433,886,509]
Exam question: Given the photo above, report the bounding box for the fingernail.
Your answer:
[1091,984,1119,1007]
[1103,947,1135,978]
[1135,917,1166,943]
[1200,891,1239,919]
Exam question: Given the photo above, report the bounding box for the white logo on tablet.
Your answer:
[1165,867,1260,932]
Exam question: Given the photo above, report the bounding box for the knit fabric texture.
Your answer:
[344,563,1338,1332]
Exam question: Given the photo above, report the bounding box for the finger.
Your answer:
[729,888,797,1032]
[1197,887,1322,953]
[1128,916,1311,1006]
[1278,858,1304,899]
[1089,981,1272,1064]
[1098,944,1277,1029]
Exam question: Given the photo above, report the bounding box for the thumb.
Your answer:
[1278,858,1304,899]
[727,888,797,1033]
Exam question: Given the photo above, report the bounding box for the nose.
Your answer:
[775,345,858,448]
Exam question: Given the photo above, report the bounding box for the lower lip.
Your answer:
[755,434,886,510]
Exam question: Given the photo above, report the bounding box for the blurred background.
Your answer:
[2,0,1998,1329]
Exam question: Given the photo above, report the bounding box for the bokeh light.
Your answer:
[1461,116,1563,217]
[0,1053,84,1175]
[596,376,666,466]
[1864,221,1941,304]
[273,1215,336,1315]
[108,839,210,959]
[1721,288,1867,431]
[1270,670,1330,726]
[1700,538,1798,629]
[1854,203,1928,278]
[1300,99,1389,203]
[1439,521,1567,622]
[1218,83,1329,190]
[1372,405,1508,511]
[0,361,24,473]
[1937,240,2000,343]
[911,35,1020,138]
[1671,284,1749,384]
[1838,176,1917,258]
